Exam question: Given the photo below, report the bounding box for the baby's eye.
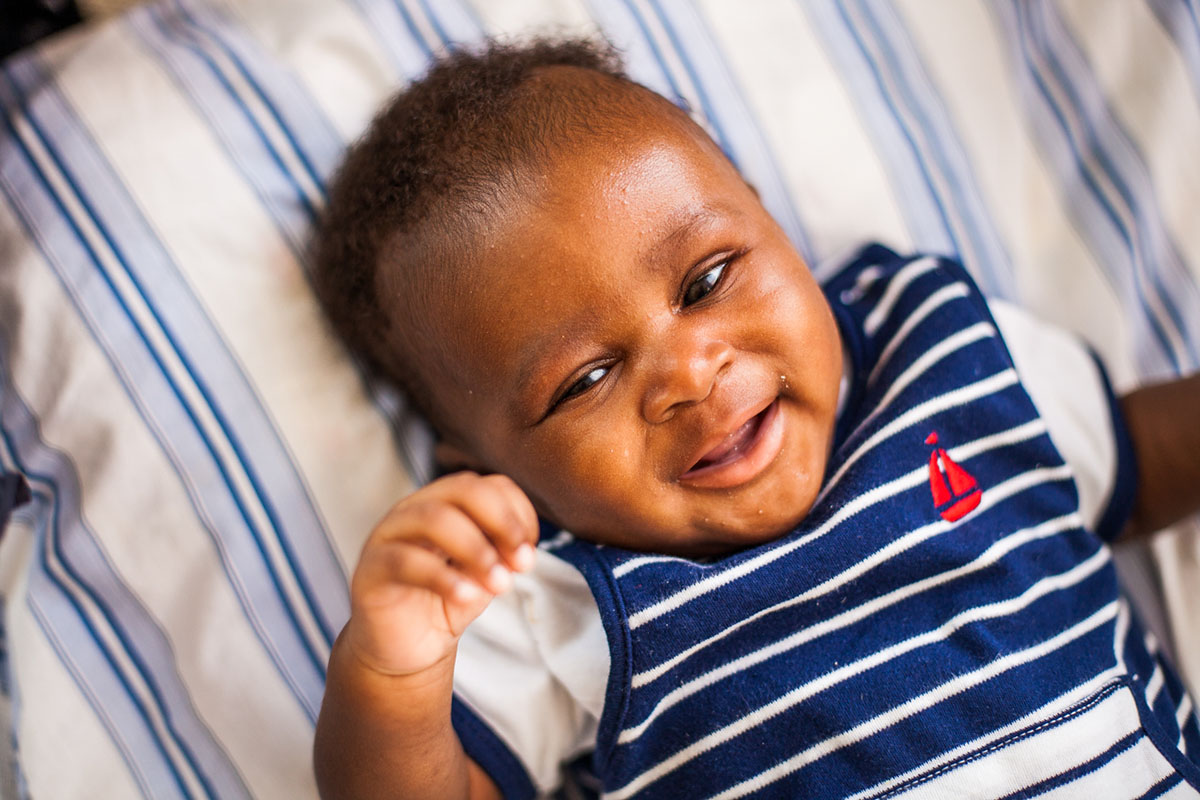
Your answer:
[555,365,608,408]
[683,261,727,306]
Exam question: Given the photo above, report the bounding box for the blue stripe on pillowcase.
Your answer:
[578,0,679,110]
[1033,1,1200,368]
[343,0,442,77]
[0,360,251,799]
[840,0,1016,299]
[579,0,813,263]
[124,0,359,643]
[0,58,333,717]
[990,1,1179,377]
[994,1,1200,378]
[175,0,339,187]
[135,0,443,485]
[803,0,960,262]
[638,0,814,263]
[391,0,483,55]
[1146,0,1200,105]
[416,0,485,45]
[129,3,325,260]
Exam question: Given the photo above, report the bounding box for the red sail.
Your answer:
[943,449,978,495]
[926,431,983,522]
[928,450,952,506]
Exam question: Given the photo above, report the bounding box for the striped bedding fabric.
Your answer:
[0,0,1198,797]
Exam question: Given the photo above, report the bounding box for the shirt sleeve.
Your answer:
[453,547,609,796]
[988,299,1136,540]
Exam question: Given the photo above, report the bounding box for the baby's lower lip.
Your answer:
[679,399,785,490]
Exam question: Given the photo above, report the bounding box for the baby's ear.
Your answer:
[434,439,487,474]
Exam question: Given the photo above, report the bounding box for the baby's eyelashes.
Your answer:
[682,260,727,306]
[537,363,613,421]
[554,365,610,410]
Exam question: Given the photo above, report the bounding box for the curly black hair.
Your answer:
[312,37,681,436]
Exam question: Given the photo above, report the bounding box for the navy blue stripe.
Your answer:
[0,61,329,678]
[873,676,1126,800]
[1128,661,1200,791]
[996,730,1142,800]
[1183,709,1200,767]
[1139,772,1184,799]
[451,697,537,800]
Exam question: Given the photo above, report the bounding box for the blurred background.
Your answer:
[1,0,140,60]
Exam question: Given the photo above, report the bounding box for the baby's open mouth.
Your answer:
[680,398,784,489]
[689,408,769,471]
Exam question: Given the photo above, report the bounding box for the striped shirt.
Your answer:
[456,244,1200,799]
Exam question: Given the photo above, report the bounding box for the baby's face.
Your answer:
[420,109,842,556]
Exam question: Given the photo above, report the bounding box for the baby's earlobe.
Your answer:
[434,439,485,473]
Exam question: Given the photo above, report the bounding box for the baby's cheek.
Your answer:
[543,443,659,527]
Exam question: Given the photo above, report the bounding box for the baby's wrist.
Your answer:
[335,621,458,689]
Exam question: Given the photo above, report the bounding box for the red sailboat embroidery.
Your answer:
[926,431,981,522]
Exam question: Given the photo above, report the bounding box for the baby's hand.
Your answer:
[341,472,538,679]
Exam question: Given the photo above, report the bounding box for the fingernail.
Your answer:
[486,564,512,593]
[454,580,483,603]
[512,544,536,571]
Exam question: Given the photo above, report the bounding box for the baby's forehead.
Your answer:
[386,70,737,412]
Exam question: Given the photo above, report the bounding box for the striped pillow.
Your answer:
[0,1,1196,797]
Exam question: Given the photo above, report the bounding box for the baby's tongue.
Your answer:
[697,415,758,468]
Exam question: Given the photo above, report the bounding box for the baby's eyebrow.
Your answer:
[511,321,581,414]
[655,205,724,260]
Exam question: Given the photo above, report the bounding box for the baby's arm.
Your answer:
[1120,373,1200,538]
[313,472,538,800]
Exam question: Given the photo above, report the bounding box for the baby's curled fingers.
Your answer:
[376,498,515,595]
[355,537,488,610]
[437,473,539,573]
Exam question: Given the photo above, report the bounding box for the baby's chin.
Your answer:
[684,505,815,558]
[565,493,819,560]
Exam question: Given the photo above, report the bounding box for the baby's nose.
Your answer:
[641,337,734,424]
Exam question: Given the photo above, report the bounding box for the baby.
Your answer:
[311,39,1200,800]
